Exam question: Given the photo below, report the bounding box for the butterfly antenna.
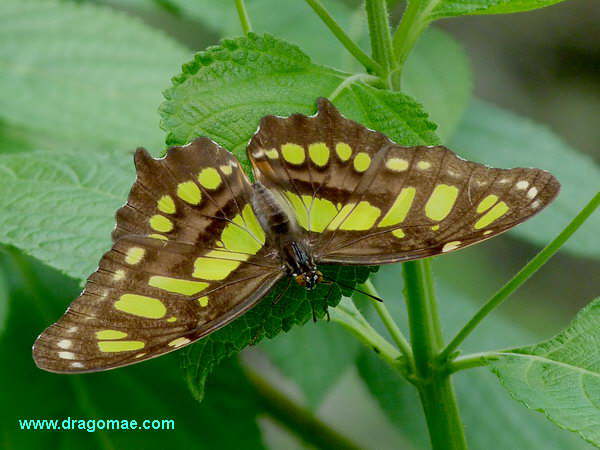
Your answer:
[321,275,384,302]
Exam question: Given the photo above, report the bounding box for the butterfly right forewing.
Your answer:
[248,98,560,265]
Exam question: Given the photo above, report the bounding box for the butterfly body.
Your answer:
[250,181,322,289]
[33,98,559,373]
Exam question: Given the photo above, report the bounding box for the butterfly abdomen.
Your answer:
[250,182,295,236]
[250,182,317,279]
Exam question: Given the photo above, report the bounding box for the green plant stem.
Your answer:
[403,260,468,450]
[364,0,396,83]
[359,280,413,364]
[331,298,404,373]
[243,364,362,450]
[234,0,252,34]
[391,0,429,89]
[304,0,384,76]
[438,192,600,364]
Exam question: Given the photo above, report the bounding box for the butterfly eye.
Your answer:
[295,274,307,286]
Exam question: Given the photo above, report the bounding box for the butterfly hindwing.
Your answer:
[248,98,560,264]
[33,140,283,373]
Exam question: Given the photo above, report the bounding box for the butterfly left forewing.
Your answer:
[33,139,284,373]
[248,98,560,265]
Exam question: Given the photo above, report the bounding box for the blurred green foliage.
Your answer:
[0,0,598,449]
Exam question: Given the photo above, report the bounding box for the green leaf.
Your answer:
[450,99,600,259]
[424,0,568,20]
[355,265,591,449]
[0,151,135,279]
[0,253,264,449]
[402,28,472,141]
[160,33,439,170]
[182,264,375,402]
[0,0,189,153]
[492,298,600,447]
[260,321,361,409]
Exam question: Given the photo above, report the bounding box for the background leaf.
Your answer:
[451,99,600,259]
[492,297,600,447]
[0,0,189,153]
[0,151,134,279]
[355,264,592,449]
[260,321,361,409]
[0,254,264,449]
[424,0,568,20]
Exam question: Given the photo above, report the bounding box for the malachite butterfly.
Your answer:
[33,98,559,373]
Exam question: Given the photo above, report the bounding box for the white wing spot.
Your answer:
[168,337,191,348]
[531,200,541,209]
[515,180,529,190]
[527,187,539,199]
[58,351,76,360]
[442,241,461,252]
[113,269,125,281]
[57,339,72,349]
[71,362,84,368]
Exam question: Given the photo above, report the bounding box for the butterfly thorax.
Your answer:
[250,182,322,290]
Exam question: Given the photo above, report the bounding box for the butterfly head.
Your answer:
[294,270,323,290]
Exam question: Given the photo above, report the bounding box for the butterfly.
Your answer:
[33,98,560,373]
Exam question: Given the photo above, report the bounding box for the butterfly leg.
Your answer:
[322,282,336,322]
[272,277,292,306]
[249,329,263,346]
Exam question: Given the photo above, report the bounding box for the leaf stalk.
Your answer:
[330,298,406,375]
[304,0,385,76]
[235,0,253,34]
[358,280,414,369]
[243,363,362,450]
